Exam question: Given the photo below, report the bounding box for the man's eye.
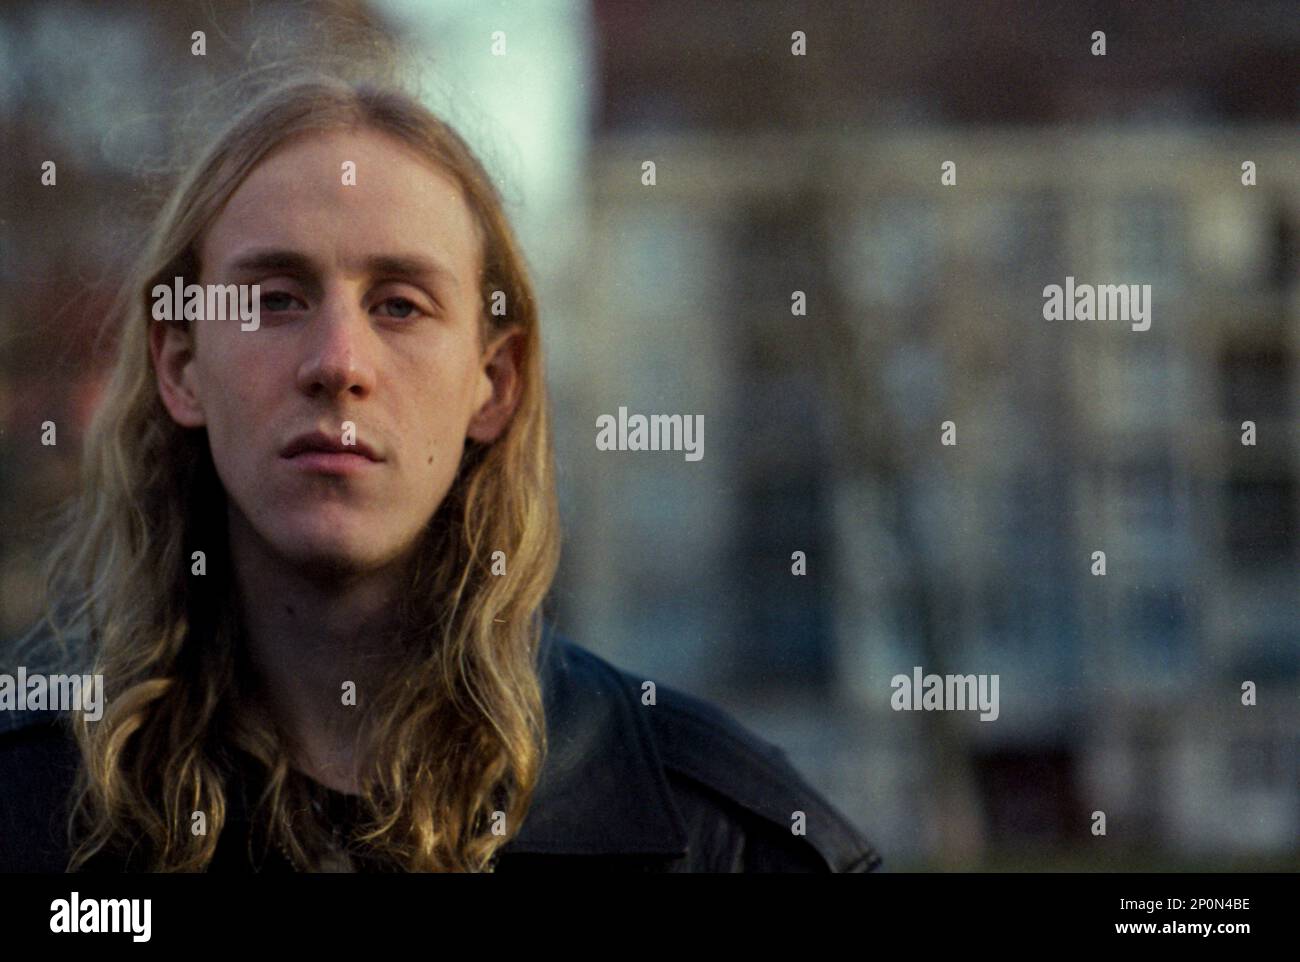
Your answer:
[375,297,422,319]
[261,291,302,312]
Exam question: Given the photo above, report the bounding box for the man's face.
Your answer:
[152,127,518,579]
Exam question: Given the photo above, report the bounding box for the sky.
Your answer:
[376,0,596,270]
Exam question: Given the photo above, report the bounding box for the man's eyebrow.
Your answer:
[367,255,461,292]
[225,249,460,291]
[227,249,316,275]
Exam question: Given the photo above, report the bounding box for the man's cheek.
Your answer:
[206,408,253,483]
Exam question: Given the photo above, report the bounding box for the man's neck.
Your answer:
[227,508,409,796]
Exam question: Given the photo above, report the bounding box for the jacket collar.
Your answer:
[500,623,689,857]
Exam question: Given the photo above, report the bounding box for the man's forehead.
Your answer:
[202,129,480,274]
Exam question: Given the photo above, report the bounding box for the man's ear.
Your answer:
[149,319,207,428]
[467,327,525,444]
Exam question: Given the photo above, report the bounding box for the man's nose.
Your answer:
[296,291,377,399]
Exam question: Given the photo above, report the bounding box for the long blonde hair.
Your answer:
[29,75,561,872]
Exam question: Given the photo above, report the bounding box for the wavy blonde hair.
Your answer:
[28,75,561,872]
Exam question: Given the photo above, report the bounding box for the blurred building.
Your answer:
[550,0,1300,867]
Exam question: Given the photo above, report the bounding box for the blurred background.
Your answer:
[0,0,1296,869]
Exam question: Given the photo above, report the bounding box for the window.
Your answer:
[1225,477,1297,565]
[1125,586,1190,670]
[1098,195,1186,292]
[1219,340,1292,420]
[838,198,941,310]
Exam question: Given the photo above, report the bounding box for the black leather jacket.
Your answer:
[0,621,882,873]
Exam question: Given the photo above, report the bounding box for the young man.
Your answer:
[0,77,881,873]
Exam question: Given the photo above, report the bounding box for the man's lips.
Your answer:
[282,450,380,476]
[280,430,384,476]
[280,430,383,462]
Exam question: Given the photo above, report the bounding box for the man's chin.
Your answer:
[277,536,399,584]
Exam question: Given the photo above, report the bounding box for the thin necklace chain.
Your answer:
[272,795,353,872]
